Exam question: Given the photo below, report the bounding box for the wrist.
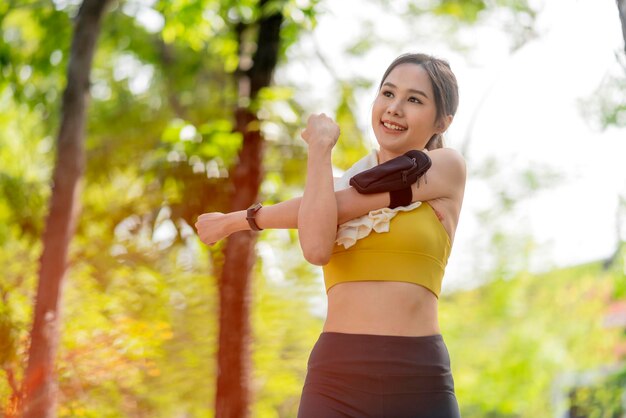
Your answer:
[246,203,263,231]
[228,210,249,233]
[307,137,335,155]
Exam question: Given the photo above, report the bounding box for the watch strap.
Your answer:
[246,203,263,231]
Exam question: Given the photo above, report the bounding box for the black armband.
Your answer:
[389,187,413,209]
[349,149,431,208]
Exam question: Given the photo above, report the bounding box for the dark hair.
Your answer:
[379,53,459,150]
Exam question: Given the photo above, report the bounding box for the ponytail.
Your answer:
[426,133,444,150]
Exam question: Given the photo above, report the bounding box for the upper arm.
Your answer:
[411,148,466,203]
[334,148,466,226]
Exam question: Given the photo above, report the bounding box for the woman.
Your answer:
[195,53,466,417]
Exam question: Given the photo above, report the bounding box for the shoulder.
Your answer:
[427,148,466,183]
[409,148,465,204]
[427,147,465,165]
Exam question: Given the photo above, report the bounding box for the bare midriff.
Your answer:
[323,281,440,337]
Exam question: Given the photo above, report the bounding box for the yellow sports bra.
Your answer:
[322,203,451,298]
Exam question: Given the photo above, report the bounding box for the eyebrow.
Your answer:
[382,82,429,99]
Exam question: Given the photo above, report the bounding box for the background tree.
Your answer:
[132,1,316,415]
[21,1,112,417]
[213,3,283,416]
[618,0,626,54]
[580,0,626,130]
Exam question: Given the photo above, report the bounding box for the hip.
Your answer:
[307,331,453,378]
[298,332,460,417]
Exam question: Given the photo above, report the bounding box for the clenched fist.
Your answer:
[195,212,232,246]
[301,113,340,151]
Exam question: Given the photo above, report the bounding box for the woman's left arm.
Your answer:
[410,148,466,207]
[195,147,465,250]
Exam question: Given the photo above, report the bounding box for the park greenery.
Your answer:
[1,0,625,416]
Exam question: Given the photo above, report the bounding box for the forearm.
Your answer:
[218,184,390,236]
[254,188,389,230]
[197,187,392,246]
[297,146,337,265]
[336,187,389,224]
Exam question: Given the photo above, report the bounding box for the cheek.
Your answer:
[412,109,437,129]
[371,103,382,123]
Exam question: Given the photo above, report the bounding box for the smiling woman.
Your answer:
[195,53,465,417]
[373,54,459,163]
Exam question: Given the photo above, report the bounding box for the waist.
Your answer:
[308,332,451,377]
[323,281,440,337]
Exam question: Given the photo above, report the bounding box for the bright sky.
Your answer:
[280,0,626,291]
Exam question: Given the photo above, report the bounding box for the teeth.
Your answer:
[383,122,406,131]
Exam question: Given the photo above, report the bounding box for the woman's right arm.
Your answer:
[194,187,390,246]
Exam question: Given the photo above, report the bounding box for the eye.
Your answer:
[382,90,394,98]
[409,96,422,104]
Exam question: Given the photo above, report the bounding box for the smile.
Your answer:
[382,121,407,131]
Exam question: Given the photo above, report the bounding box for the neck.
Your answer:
[377,148,421,164]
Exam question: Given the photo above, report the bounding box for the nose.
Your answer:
[386,99,402,116]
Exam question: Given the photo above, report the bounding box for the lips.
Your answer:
[381,120,407,132]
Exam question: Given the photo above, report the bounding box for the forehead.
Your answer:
[383,63,433,96]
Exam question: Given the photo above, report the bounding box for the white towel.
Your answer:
[333,150,421,249]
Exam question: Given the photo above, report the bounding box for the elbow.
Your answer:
[298,225,336,265]
[302,247,332,266]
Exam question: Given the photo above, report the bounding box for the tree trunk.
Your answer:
[214,109,263,418]
[21,1,111,417]
[618,0,626,55]
[214,4,283,417]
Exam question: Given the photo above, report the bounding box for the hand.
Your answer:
[195,212,232,246]
[301,113,340,151]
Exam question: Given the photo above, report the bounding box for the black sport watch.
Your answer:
[246,203,263,231]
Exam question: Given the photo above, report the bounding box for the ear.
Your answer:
[436,114,454,134]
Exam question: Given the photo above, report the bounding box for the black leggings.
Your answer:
[297,332,461,418]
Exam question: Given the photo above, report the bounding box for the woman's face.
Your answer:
[371,63,439,159]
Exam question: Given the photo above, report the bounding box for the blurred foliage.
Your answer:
[1,0,624,416]
[569,366,626,418]
[370,0,538,53]
[580,59,626,130]
[332,83,369,171]
[442,257,626,417]
[251,231,325,417]
[579,18,626,130]
[467,156,564,283]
